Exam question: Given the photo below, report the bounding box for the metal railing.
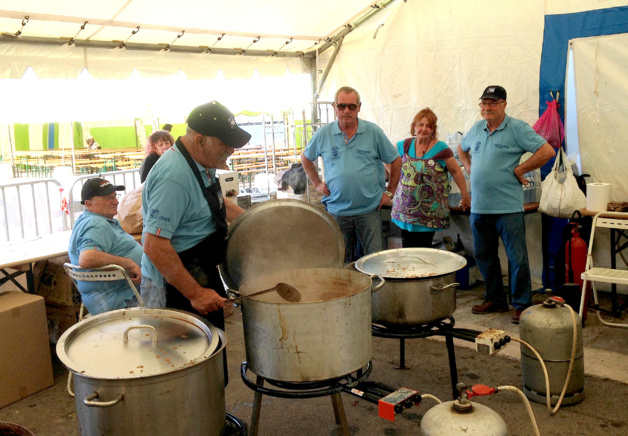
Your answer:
[0,178,67,243]
[0,168,140,244]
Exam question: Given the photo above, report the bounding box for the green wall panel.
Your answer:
[14,124,29,151]
[73,122,83,149]
[90,126,141,149]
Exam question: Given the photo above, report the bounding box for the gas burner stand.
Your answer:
[241,361,373,436]
[371,316,480,399]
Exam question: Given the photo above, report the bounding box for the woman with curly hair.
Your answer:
[391,108,470,248]
[139,130,175,183]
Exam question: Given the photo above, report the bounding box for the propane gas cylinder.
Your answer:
[520,297,585,406]
[419,384,508,436]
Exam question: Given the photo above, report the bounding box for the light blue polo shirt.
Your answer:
[68,211,143,315]
[303,119,398,216]
[141,144,217,288]
[460,115,546,214]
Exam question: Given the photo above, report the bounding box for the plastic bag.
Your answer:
[533,100,564,148]
[520,153,541,203]
[115,185,143,235]
[538,147,586,218]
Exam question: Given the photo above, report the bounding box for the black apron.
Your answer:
[165,138,228,331]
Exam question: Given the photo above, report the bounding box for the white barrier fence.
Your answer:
[0,169,140,244]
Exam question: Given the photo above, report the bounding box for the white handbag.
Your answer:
[538,147,586,218]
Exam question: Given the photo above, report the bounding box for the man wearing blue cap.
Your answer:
[458,86,555,323]
[140,101,251,332]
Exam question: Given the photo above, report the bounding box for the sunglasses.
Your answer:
[478,100,505,108]
[335,103,359,111]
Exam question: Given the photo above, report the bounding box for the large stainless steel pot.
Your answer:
[237,267,384,382]
[355,248,467,327]
[56,307,227,436]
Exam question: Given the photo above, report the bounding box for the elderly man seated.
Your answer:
[68,178,143,315]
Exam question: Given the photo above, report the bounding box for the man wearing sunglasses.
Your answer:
[302,86,401,263]
[457,85,555,324]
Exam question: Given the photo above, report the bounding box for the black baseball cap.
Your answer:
[186,101,251,148]
[480,86,507,101]
[81,178,125,204]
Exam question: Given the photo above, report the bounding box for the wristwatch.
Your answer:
[384,191,393,198]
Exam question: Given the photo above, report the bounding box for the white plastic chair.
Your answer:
[62,263,145,395]
[579,212,628,328]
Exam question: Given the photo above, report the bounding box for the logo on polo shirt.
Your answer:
[332,146,340,158]
[474,141,481,152]
[149,208,159,218]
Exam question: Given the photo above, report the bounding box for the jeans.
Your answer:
[330,209,383,263]
[470,212,532,309]
[140,276,166,309]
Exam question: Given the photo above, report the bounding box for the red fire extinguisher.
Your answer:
[564,222,590,319]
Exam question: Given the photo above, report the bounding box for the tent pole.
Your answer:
[70,122,76,174]
[8,124,16,176]
[316,37,343,98]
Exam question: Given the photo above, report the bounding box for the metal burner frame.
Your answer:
[371,316,480,399]
[241,361,373,436]
[225,412,248,436]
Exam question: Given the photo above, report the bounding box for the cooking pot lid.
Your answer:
[56,308,222,379]
[221,199,344,290]
[355,248,467,279]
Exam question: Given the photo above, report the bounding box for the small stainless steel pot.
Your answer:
[355,248,467,326]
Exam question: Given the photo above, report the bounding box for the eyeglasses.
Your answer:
[335,103,359,111]
[478,100,505,108]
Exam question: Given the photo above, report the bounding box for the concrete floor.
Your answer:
[1,284,627,436]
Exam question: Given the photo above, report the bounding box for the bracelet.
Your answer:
[384,190,393,198]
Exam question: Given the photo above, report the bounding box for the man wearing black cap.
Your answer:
[68,178,143,315]
[140,101,250,332]
[457,86,555,324]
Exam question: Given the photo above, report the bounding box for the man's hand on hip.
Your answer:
[514,166,529,186]
[314,181,330,196]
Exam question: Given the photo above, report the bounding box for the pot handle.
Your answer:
[84,392,124,408]
[369,274,386,293]
[430,283,459,294]
[226,288,241,300]
[123,324,158,344]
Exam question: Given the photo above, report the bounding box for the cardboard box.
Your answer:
[33,255,80,307]
[0,291,54,408]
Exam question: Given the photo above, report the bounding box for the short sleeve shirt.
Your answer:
[460,115,546,214]
[68,211,143,315]
[303,119,398,216]
[141,144,217,287]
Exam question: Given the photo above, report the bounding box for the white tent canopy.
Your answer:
[0,0,396,79]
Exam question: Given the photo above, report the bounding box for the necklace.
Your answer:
[416,138,431,157]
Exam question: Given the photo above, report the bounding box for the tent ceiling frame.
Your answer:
[0,34,310,58]
[0,0,398,60]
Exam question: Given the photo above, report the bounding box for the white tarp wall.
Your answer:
[317,0,628,289]
[570,33,628,200]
